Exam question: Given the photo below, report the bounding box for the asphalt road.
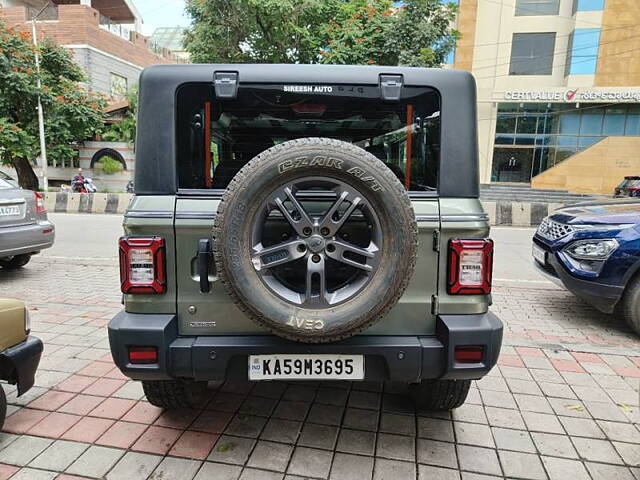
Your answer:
[44,213,551,286]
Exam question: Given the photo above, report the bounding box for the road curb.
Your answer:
[45,193,567,227]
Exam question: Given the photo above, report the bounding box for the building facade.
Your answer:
[451,0,640,193]
[0,0,175,98]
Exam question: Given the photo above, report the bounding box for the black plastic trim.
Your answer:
[108,311,502,382]
[0,336,43,396]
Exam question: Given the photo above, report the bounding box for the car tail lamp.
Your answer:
[119,236,166,294]
[128,346,158,364]
[455,346,484,363]
[34,192,46,214]
[448,239,493,295]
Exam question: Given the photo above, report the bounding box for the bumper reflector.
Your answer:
[128,346,158,364]
[455,346,484,363]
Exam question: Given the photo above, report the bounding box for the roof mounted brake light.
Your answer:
[213,71,238,99]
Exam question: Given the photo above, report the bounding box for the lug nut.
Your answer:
[326,244,336,253]
[320,227,330,236]
[297,244,306,253]
[302,227,312,236]
[311,254,321,263]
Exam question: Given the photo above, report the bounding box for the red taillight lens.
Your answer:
[448,239,493,295]
[119,236,166,294]
[34,192,46,214]
[128,346,158,364]
[455,346,484,363]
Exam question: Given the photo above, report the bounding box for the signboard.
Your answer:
[503,89,640,103]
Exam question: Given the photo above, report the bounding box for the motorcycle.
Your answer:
[71,177,97,193]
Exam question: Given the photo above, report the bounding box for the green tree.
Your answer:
[0,23,106,190]
[184,0,341,64]
[184,0,458,67]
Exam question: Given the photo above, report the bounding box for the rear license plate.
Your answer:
[0,206,20,217]
[249,354,364,381]
[532,244,546,265]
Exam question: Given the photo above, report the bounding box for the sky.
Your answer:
[132,0,190,36]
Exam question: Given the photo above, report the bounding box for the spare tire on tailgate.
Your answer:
[213,138,417,343]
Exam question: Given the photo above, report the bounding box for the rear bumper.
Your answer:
[108,311,503,383]
[0,221,55,257]
[0,336,43,396]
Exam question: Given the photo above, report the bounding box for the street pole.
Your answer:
[31,3,50,191]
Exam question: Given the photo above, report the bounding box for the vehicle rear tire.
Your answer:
[213,137,417,343]
[411,379,472,411]
[142,380,208,409]
[617,277,640,334]
[0,385,6,431]
[0,254,32,270]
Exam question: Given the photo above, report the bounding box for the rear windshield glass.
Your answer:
[176,84,441,192]
[0,172,16,189]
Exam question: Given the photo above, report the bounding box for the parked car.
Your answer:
[0,172,55,269]
[0,298,43,430]
[533,199,640,333]
[108,64,503,411]
[614,176,640,198]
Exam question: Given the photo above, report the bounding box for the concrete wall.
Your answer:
[596,0,640,87]
[0,142,134,192]
[531,136,640,194]
[453,0,477,72]
[72,47,142,96]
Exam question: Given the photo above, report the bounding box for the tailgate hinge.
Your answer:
[432,230,440,252]
[431,295,439,316]
[213,71,239,99]
[378,74,404,101]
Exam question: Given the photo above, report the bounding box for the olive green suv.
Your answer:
[0,298,43,430]
[108,64,503,410]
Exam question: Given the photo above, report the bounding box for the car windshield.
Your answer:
[0,172,17,189]
[176,84,441,192]
[619,178,640,189]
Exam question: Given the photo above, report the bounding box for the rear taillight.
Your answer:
[34,192,46,214]
[119,236,166,294]
[448,239,493,295]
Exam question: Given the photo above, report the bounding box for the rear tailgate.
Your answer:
[174,196,440,336]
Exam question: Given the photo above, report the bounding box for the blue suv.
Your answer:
[532,200,640,334]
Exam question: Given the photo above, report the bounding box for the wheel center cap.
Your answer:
[307,235,326,253]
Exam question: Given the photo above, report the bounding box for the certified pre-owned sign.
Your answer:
[504,89,640,103]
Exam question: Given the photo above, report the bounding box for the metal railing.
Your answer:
[26,4,58,21]
[98,14,133,41]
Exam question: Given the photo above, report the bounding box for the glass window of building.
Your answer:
[572,0,605,13]
[515,0,560,16]
[510,33,556,75]
[110,73,128,99]
[565,29,601,75]
[491,103,640,183]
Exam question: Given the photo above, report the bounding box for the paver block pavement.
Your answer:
[106,451,162,480]
[65,445,124,478]
[2,257,640,480]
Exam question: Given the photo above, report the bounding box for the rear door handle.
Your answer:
[198,239,212,293]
